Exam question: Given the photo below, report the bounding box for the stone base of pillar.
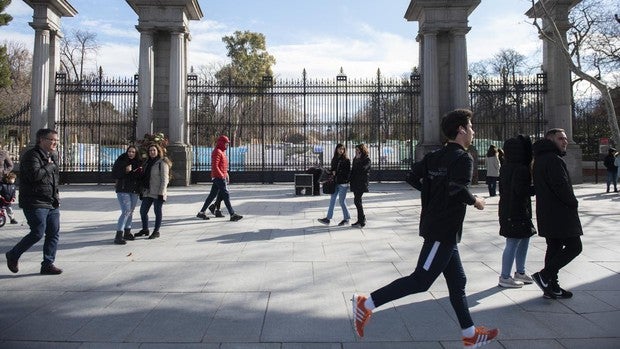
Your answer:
[414,142,443,162]
[564,143,583,184]
[167,143,192,186]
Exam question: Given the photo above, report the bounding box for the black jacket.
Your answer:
[330,156,351,184]
[498,136,536,239]
[350,155,370,193]
[407,142,476,244]
[112,153,142,194]
[18,145,60,209]
[532,139,583,239]
[0,181,16,205]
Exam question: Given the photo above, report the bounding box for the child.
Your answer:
[0,172,18,224]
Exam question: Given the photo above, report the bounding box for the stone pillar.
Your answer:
[24,0,77,144]
[527,0,583,183]
[167,30,192,186]
[405,0,480,160]
[137,29,154,139]
[127,0,203,186]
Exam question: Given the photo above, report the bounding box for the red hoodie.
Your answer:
[211,135,229,179]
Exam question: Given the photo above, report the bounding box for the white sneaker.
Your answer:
[513,272,534,284]
[498,276,524,288]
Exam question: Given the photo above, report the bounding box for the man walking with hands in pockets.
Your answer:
[351,109,499,348]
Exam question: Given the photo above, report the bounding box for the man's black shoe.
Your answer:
[196,212,210,220]
[230,213,243,222]
[532,272,556,299]
[5,252,18,273]
[208,204,216,215]
[317,218,330,225]
[148,231,160,239]
[10,219,18,224]
[40,264,63,275]
[545,280,573,299]
[215,210,225,218]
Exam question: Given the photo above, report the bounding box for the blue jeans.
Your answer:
[501,237,530,278]
[370,240,473,329]
[140,197,164,232]
[199,178,234,215]
[8,207,60,266]
[116,192,139,231]
[326,183,350,220]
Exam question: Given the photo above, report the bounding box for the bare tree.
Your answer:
[529,0,620,146]
[0,40,31,115]
[60,29,99,81]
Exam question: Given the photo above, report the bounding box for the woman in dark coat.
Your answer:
[349,143,371,227]
[497,135,536,288]
[111,145,143,244]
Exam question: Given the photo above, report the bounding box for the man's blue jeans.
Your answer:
[199,178,234,215]
[8,207,60,266]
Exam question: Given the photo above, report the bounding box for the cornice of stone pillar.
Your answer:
[24,0,77,33]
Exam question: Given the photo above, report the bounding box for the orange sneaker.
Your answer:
[462,326,499,348]
[351,293,372,338]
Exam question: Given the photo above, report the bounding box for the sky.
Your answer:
[1,0,541,80]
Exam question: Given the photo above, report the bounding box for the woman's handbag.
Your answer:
[322,177,335,194]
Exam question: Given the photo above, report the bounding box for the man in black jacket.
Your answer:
[532,128,583,299]
[5,128,63,275]
[351,109,498,348]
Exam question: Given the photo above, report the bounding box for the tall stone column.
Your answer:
[405,0,480,160]
[167,30,192,186]
[527,0,583,183]
[127,0,202,186]
[24,0,77,144]
[137,29,154,139]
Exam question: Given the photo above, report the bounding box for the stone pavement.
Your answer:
[0,182,618,349]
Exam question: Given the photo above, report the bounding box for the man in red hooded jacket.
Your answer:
[196,135,243,221]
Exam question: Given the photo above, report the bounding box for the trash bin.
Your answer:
[305,167,323,195]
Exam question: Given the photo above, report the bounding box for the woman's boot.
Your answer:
[113,231,126,245]
[134,229,149,237]
[123,228,135,241]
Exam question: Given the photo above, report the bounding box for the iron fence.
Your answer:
[1,71,552,183]
[188,70,421,182]
[469,73,547,170]
[55,71,138,182]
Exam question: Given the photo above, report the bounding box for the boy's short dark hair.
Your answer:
[441,109,472,140]
[544,128,565,138]
[3,172,16,181]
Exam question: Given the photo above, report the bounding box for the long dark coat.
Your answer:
[532,138,583,239]
[349,155,370,193]
[498,135,536,239]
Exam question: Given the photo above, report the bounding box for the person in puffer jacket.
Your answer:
[196,135,243,222]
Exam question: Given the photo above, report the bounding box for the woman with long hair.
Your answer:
[485,145,500,197]
[135,144,171,239]
[111,145,142,244]
[350,143,371,227]
[318,143,351,226]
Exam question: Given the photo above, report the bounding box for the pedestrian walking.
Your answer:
[317,143,351,226]
[5,128,63,275]
[0,141,14,176]
[485,145,500,197]
[351,109,498,348]
[0,172,19,224]
[531,128,583,299]
[349,143,371,228]
[603,147,618,193]
[111,145,143,244]
[134,144,171,239]
[196,135,243,222]
[497,135,536,288]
